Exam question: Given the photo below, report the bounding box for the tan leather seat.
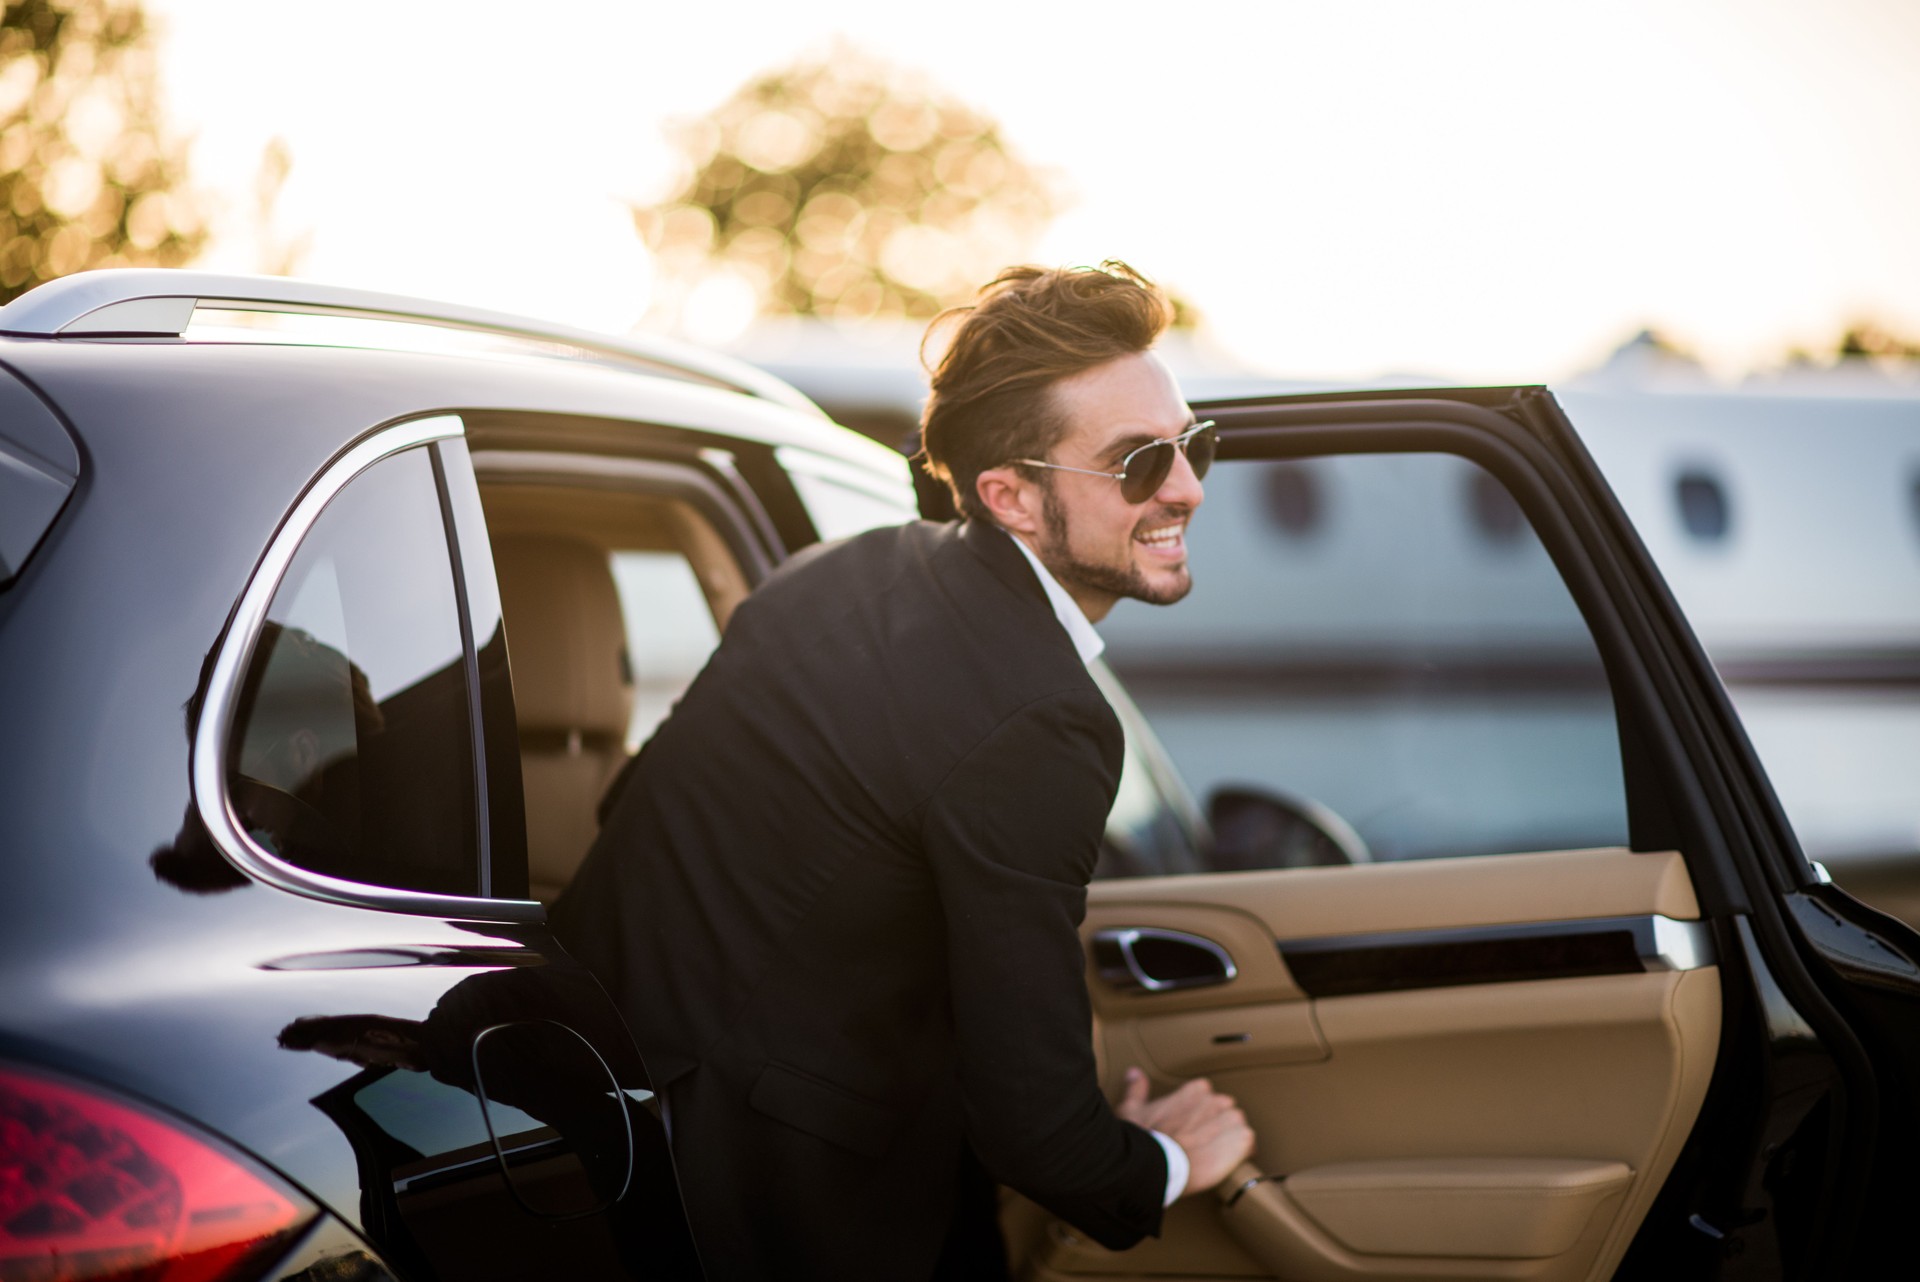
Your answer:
[493,533,633,903]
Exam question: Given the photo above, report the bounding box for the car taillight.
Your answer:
[0,1066,314,1282]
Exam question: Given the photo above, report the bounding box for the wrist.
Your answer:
[1147,1128,1189,1205]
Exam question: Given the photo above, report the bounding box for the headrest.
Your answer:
[493,533,631,737]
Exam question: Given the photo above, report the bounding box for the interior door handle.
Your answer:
[1093,928,1238,993]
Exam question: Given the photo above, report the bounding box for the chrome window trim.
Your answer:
[192,414,545,923]
[1644,915,1717,972]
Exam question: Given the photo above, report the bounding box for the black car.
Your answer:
[0,269,1915,1282]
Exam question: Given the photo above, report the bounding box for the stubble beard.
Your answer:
[1038,488,1194,608]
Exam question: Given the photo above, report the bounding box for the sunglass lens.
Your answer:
[1120,427,1216,502]
[1121,444,1174,503]
[1188,425,1216,481]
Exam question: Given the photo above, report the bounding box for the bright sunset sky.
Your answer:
[146,0,1920,383]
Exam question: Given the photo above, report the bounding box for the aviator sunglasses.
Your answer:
[1012,419,1217,504]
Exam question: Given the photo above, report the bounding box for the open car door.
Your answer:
[1003,387,1920,1281]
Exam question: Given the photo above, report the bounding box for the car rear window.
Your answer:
[227,447,481,895]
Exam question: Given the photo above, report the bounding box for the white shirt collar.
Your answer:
[1003,528,1105,665]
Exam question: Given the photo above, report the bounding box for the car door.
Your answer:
[198,414,700,1280]
[999,388,1920,1281]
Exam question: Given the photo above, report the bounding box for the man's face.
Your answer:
[1030,350,1205,619]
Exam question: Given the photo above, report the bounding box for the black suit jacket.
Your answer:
[553,520,1167,1280]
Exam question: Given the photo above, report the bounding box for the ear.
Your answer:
[975,465,1046,538]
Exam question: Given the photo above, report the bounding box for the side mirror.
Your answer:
[1207,786,1371,871]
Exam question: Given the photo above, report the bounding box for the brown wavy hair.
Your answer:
[918,261,1171,522]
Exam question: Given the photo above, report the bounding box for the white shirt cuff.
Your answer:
[1147,1128,1189,1206]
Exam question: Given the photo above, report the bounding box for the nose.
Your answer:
[1156,444,1206,509]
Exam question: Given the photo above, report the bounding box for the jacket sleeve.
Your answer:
[917,686,1167,1250]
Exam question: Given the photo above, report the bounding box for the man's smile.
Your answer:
[1134,518,1188,558]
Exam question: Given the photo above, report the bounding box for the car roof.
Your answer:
[0,269,911,482]
[0,333,905,473]
[0,268,816,410]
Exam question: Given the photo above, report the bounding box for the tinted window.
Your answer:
[778,447,917,542]
[1098,452,1629,871]
[610,549,722,749]
[229,447,479,895]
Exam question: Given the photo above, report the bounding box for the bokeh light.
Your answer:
[0,0,204,301]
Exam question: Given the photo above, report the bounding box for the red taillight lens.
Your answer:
[0,1066,314,1282]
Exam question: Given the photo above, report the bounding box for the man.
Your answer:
[554,262,1254,1279]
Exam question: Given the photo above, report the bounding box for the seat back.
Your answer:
[493,533,632,903]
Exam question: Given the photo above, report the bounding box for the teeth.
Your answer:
[1138,524,1184,547]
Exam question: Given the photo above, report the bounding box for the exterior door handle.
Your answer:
[1093,928,1238,993]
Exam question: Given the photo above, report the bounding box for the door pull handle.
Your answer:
[1092,928,1238,993]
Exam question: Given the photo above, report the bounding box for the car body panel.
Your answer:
[0,336,768,1279]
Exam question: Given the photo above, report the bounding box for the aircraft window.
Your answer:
[1675,467,1732,541]
[1464,464,1528,545]
[1262,462,1324,537]
[1908,468,1919,548]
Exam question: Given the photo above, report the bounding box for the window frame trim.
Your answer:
[429,440,495,897]
[193,414,545,923]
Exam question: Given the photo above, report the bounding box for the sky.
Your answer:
[145,0,1920,384]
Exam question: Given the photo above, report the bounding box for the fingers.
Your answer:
[1112,1074,1256,1198]
[1182,1102,1248,1150]
[1141,1078,1228,1133]
[1116,1073,1242,1139]
[1178,1104,1256,1195]
[1114,1066,1152,1123]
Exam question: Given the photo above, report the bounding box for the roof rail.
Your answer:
[0,269,824,416]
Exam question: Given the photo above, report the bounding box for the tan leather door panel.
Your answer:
[1010,848,1720,1282]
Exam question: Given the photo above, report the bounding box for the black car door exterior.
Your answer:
[195,415,700,1280]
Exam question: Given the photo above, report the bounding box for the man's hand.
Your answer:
[1114,1066,1255,1197]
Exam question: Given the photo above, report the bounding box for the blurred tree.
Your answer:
[0,0,206,303]
[1782,321,1920,368]
[1837,322,1920,361]
[249,134,310,277]
[634,44,1060,327]
[1167,292,1203,331]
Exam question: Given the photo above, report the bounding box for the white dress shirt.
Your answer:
[1004,530,1189,1208]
